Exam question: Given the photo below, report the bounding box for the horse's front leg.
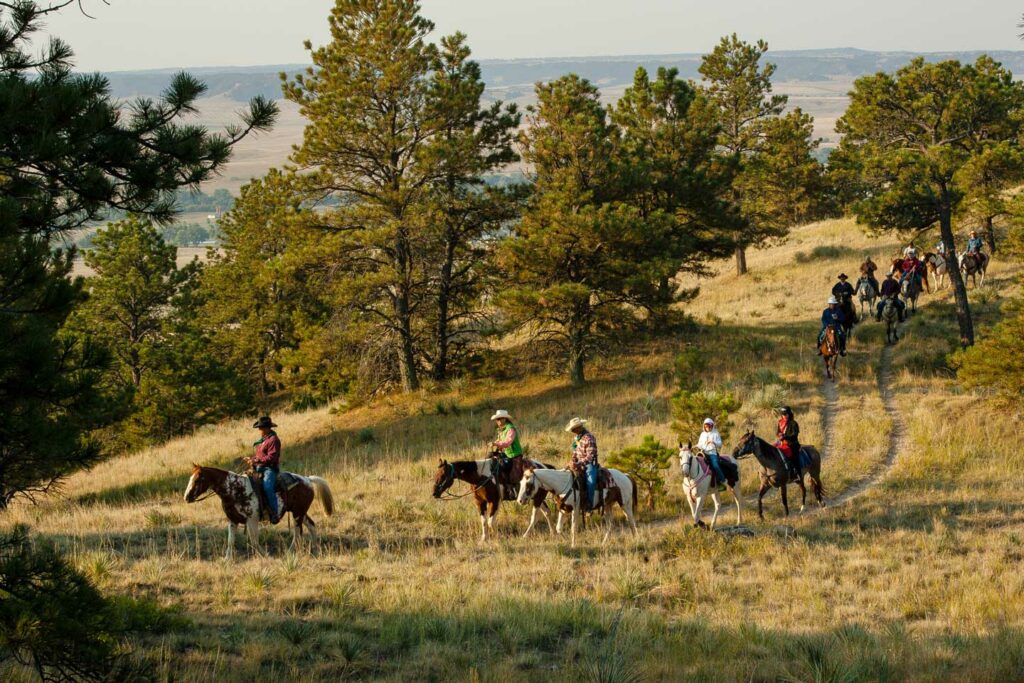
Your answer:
[780,483,790,517]
[478,497,488,542]
[757,481,769,520]
[246,516,262,557]
[799,478,807,513]
[523,505,539,538]
[732,485,742,525]
[225,523,236,561]
[709,493,721,531]
[538,501,555,535]
[693,494,706,528]
[570,506,578,548]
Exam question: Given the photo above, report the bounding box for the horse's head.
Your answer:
[732,431,756,459]
[678,441,695,474]
[516,467,537,505]
[433,459,456,499]
[183,463,211,503]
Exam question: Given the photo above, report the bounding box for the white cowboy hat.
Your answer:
[490,409,512,421]
[703,417,715,426]
[907,248,917,256]
[827,296,839,305]
[565,417,588,432]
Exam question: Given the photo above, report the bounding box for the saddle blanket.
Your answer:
[600,468,618,489]
[249,470,302,492]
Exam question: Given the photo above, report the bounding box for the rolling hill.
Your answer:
[7,217,1024,681]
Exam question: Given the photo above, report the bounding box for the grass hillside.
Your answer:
[6,218,1024,682]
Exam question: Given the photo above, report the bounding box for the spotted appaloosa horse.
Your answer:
[432,456,555,541]
[184,464,334,559]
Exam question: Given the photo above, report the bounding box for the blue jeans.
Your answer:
[257,466,279,519]
[707,451,727,484]
[584,463,599,509]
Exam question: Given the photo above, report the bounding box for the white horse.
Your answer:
[854,275,877,317]
[925,253,948,290]
[517,467,638,547]
[678,444,741,530]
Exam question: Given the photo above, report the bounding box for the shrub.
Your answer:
[954,304,1024,405]
[607,435,674,510]
[794,244,854,263]
[673,347,708,391]
[671,389,742,443]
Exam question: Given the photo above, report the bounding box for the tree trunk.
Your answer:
[394,229,420,392]
[735,245,748,276]
[939,204,974,347]
[984,215,997,254]
[646,484,656,511]
[432,230,457,383]
[568,322,586,387]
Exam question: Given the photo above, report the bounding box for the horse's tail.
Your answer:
[309,476,334,516]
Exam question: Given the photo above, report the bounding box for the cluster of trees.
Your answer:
[0,1,276,677]
[176,2,828,411]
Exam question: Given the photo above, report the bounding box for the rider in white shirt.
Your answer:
[696,418,727,491]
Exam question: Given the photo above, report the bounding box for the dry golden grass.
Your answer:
[6,217,1024,682]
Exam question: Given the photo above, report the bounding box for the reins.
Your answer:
[437,463,492,501]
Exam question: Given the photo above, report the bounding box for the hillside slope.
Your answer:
[6,218,1024,682]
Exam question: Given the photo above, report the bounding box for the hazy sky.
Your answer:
[42,0,1024,72]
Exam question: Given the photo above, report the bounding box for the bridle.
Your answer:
[435,462,490,501]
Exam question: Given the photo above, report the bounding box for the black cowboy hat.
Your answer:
[253,416,277,429]
[838,273,848,280]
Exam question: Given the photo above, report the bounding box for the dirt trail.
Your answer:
[824,342,904,507]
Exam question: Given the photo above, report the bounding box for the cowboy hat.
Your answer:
[253,416,277,429]
[565,417,588,432]
[827,296,839,305]
[838,273,848,280]
[490,409,512,421]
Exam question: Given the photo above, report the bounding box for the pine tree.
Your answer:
[499,75,678,385]
[835,56,1024,346]
[607,435,674,510]
[610,66,739,323]
[700,35,814,275]
[282,0,518,392]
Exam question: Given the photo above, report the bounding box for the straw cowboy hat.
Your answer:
[565,417,588,432]
[490,409,512,421]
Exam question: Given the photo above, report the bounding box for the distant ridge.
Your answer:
[100,48,1024,101]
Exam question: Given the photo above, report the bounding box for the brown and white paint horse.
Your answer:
[432,456,554,541]
[184,464,334,559]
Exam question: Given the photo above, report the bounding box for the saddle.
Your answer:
[248,470,301,520]
[695,453,738,487]
[569,463,607,512]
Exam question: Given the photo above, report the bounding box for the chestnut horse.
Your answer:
[184,464,334,559]
[820,325,840,381]
[432,455,554,541]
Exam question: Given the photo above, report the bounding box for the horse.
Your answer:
[900,274,922,313]
[732,432,824,519]
[960,252,988,288]
[880,296,900,344]
[891,258,930,293]
[838,292,857,339]
[184,464,334,559]
[432,455,554,541]
[517,467,637,547]
[924,252,948,290]
[678,443,741,530]
[819,325,840,381]
[855,275,877,317]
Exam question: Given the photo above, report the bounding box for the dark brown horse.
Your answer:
[820,326,840,381]
[184,464,334,559]
[732,432,824,519]
[432,454,553,541]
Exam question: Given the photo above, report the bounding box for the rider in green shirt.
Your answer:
[490,410,522,489]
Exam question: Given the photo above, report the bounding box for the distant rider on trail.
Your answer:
[831,273,857,325]
[899,248,923,290]
[566,417,599,513]
[961,230,986,269]
[860,255,879,295]
[775,407,801,481]
[818,296,847,356]
[876,271,907,322]
[696,417,727,492]
[251,416,282,524]
[490,410,523,495]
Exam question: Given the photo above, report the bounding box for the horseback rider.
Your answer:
[898,248,923,292]
[831,273,857,325]
[490,409,523,495]
[566,417,599,513]
[876,271,906,322]
[696,417,726,492]
[818,296,847,356]
[961,230,985,268]
[860,255,879,295]
[251,416,281,524]
[901,242,917,259]
[775,407,801,480]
